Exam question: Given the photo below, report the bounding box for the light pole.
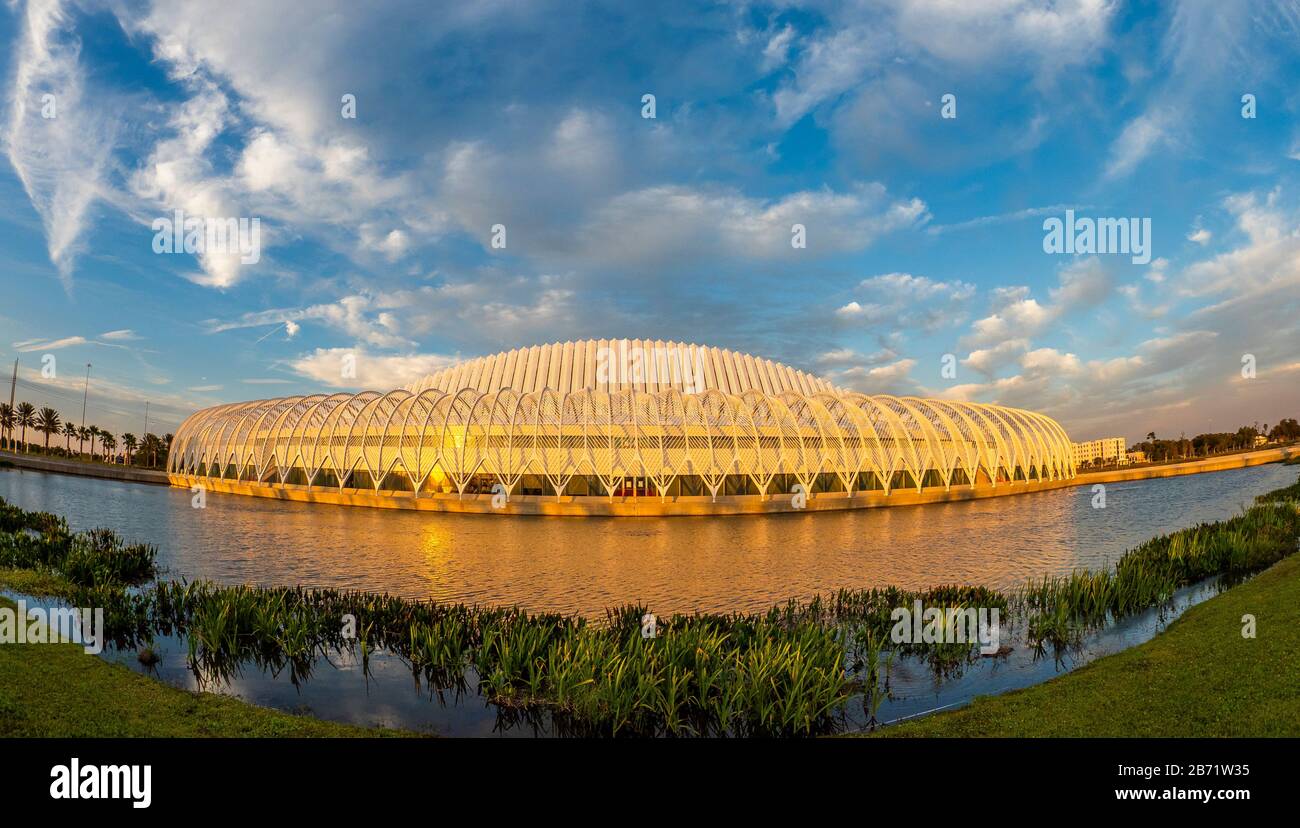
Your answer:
[80,363,91,457]
[6,358,15,451]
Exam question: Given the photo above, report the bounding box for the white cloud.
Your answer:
[964,258,1112,348]
[927,204,1084,235]
[835,272,975,333]
[1187,228,1211,245]
[966,296,1054,347]
[772,26,882,126]
[1049,256,1113,310]
[13,335,86,351]
[1179,190,1299,298]
[761,24,797,71]
[773,1,1115,127]
[359,225,411,261]
[571,183,928,268]
[815,347,896,368]
[208,294,413,349]
[128,80,253,289]
[828,358,918,394]
[893,0,1115,67]
[1104,110,1172,179]
[963,339,1030,376]
[4,0,118,289]
[287,347,459,390]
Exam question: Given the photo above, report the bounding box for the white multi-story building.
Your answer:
[1072,437,1128,467]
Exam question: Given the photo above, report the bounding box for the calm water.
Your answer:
[0,463,1293,617]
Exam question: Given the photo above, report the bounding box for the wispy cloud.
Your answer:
[4,0,118,289]
[927,205,1088,236]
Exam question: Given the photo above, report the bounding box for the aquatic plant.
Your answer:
[0,498,156,587]
[1017,486,1300,650]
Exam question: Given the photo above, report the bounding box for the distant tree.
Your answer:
[62,420,77,454]
[101,433,117,463]
[143,433,162,468]
[1269,418,1300,442]
[16,402,36,453]
[0,403,12,451]
[122,433,138,465]
[77,425,89,457]
[36,407,60,452]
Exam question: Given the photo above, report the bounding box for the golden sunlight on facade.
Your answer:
[168,340,1077,515]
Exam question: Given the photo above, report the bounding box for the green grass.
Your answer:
[879,552,1300,737]
[0,566,74,597]
[0,597,410,737]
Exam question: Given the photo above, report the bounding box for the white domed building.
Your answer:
[168,340,1077,515]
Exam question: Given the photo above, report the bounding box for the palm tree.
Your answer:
[122,433,138,465]
[36,407,60,453]
[62,420,78,454]
[78,426,90,458]
[16,402,36,453]
[0,403,13,451]
[88,426,101,461]
[101,433,117,463]
[142,433,163,468]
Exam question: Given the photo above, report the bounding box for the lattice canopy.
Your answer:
[169,340,1076,500]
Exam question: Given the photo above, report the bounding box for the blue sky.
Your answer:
[2,0,1298,443]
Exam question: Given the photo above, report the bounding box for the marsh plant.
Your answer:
[1016,497,1300,652]
[1,476,1297,736]
[0,500,156,587]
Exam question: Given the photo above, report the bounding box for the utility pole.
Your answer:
[80,364,91,429]
[79,364,92,458]
[143,401,149,437]
[6,358,15,452]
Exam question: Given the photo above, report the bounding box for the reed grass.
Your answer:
[1016,489,1300,650]
[0,498,156,587]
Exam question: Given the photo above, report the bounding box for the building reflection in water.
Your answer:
[0,463,1292,617]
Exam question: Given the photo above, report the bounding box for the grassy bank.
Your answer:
[880,551,1300,737]
[0,593,404,737]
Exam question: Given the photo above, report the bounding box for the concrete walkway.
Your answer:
[4,445,1296,509]
[1074,445,1297,486]
[0,450,169,485]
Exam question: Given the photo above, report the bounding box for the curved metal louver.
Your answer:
[170,341,1076,502]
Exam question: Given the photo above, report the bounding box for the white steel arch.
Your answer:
[169,341,1076,505]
